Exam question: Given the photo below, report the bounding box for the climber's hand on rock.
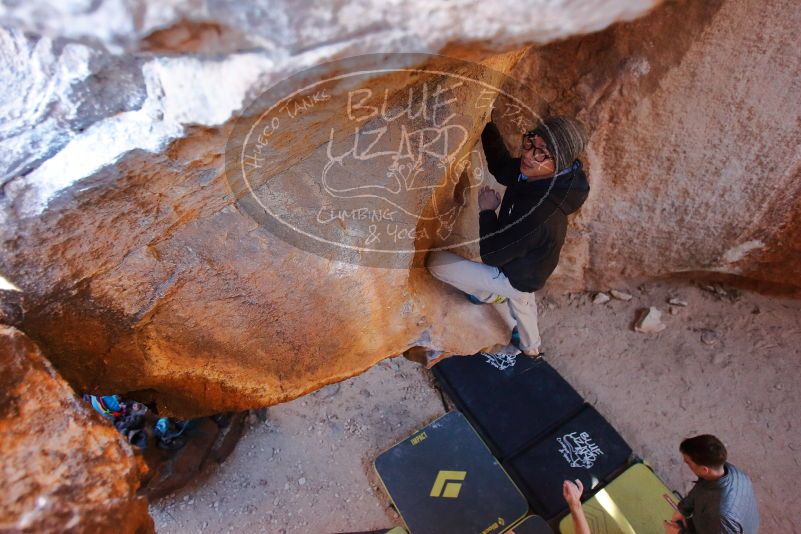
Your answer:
[478,186,501,211]
[490,104,500,124]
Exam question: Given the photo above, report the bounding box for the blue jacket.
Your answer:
[678,463,760,533]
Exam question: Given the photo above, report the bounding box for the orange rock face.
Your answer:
[0,326,152,534]
[2,52,529,416]
[1,0,798,419]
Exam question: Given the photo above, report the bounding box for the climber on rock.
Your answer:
[427,113,589,357]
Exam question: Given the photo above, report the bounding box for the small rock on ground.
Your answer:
[634,306,666,333]
[700,330,719,345]
[610,289,633,301]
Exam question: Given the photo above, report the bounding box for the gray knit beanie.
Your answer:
[530,116,588,172]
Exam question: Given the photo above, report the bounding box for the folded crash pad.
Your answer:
[505,405,632,519]
[433,354,584,459]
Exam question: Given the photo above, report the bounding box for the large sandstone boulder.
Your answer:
[0,0,798,417]
[0,2,663,416]
[509,0,801,291]
[1,50,535,416]
[0,326,152,534]
[0,0,659,55]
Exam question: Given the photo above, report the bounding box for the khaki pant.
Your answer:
[426,251,541,355]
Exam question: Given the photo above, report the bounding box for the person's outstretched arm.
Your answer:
[481,121,520,187]
[563,480,591,534]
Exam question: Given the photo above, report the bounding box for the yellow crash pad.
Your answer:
[559,463,678,534]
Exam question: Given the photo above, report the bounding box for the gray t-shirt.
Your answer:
[678,463,760,534]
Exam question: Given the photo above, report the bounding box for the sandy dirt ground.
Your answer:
[150,280,801,533]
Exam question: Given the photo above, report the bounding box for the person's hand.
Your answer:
[663,511,686,533]
[478,186,501,211]
[562,479,584,509]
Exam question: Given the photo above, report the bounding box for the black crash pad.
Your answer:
[433,354,584,459]
[505,405,632,520]
[374,412,528,534]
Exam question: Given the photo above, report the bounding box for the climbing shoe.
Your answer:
[510,327,544,359]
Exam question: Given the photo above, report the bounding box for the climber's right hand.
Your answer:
[478,186,501,211]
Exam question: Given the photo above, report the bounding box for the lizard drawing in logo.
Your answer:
[557,431,604,469]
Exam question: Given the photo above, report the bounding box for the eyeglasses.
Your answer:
[521,133,553,163]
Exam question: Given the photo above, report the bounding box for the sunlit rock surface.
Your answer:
[1,50,530,416]
[3,0,799,416]
[0,326,152,534]
[0,0,659,54]
[0,1,665,415]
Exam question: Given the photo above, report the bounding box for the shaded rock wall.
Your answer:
[0,326,152,534]
[507,0,801,291]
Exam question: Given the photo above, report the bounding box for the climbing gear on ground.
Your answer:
[85,394,123,419]
[155,417,199,450]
